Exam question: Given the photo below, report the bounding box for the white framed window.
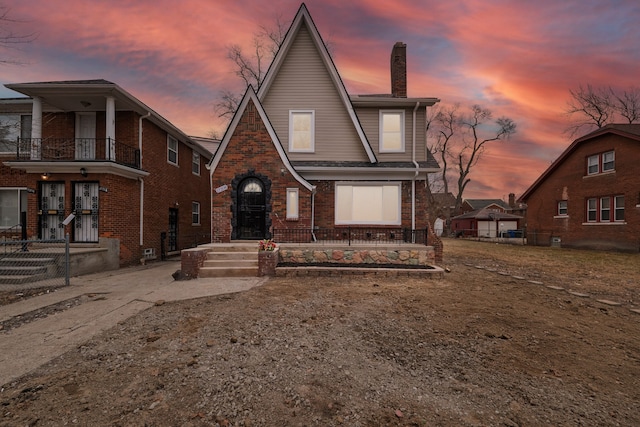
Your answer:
[192,151,200,175]
[602,151,615,172]
[286,188,299,220]
[600,197,610,221]
[586,150,615,175]
[289,110,314,152]
[0,114,32,154]
[614,195,624,221]
[0,188,28,228]
[192,201,200,225]
[379,110,405,153]
[335,183,401,225]
[167,135,178,165]
[587,198,597,222]
[557,200,568,216]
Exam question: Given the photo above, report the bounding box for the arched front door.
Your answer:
[237,177,266,239]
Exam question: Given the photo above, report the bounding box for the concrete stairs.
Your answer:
[0,255,58,285]
[198,243,259,278]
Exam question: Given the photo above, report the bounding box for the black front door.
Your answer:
[168,208,178,251]
[238,177,266,239]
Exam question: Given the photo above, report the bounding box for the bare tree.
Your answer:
[214,16,290,120]
[0,5,37,65]
[611,87,640,124]
[427,104,516,218]
[565,84,640,136]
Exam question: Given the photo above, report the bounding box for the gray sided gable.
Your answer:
[258,7,375,164]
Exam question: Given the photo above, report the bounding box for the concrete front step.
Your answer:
[198,266,259,278]
[203,259,258,268]
[206,251,258,261]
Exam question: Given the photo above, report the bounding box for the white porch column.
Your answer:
[105,96,116,160]
[30,96,42,160]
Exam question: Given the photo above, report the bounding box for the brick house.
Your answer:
[209,4,441,243]
[0,80,212,267]
[519,124,640,251]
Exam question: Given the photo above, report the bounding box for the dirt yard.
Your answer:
[1,239,639,426]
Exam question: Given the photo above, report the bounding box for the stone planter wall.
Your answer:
[278,246,435,266]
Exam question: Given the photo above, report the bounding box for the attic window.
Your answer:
[379,110,405,153]
[289,110,314,153]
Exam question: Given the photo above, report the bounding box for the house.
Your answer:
[461,198,510,214]
[519,124,640,251]
[450,208,523,238]
[0,80,212,268]
[209,4,441,245]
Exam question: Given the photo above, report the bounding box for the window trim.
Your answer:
[556,200,568,217]
[286,188,299,220]
[167,135,178,166]
[334,182,402,225]
[584,195,625,224]
[288,110,315,153]
[586,150,615,176]
[379,110,405,153]
[192,151,200,176]
[191,201,200,225]
[0,187,28,229]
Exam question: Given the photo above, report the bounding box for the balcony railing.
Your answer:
[15,138,141,169]
[273,227,428,246]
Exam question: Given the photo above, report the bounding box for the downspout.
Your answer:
[311,186,317,242]
[138,112,151,246]
[411,102,421,242]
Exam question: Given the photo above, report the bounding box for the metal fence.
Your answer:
[273,227,428,246]
[0,236,70,289]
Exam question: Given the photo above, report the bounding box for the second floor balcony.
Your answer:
[13,138,141,169]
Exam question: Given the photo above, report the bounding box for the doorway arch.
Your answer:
[231,171,272,240]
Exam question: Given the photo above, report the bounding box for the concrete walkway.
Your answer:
[0,260,267,387]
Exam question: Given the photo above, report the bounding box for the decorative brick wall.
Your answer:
[258,248,279,276]
[180,247,210,279]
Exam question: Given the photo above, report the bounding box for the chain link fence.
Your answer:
[0,236,70,290]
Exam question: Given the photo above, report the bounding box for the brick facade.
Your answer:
[522,130,640,252]
[1,107,211,267]
[211,99,313,243]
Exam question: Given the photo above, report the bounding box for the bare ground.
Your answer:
[1,239,639,426]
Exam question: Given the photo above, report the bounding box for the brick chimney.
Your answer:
[508,193,515,208]
[391,42,407,98]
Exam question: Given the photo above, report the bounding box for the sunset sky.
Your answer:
[1,0,638,199]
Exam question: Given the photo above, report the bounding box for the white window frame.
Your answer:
[379,110,405,153]
[167,135,178,166]
[192,151,200,175]
[557,200,568,216]
[191,201,200,225]
[600,196,611,222]
[587,154,599,175]
[586,198,597,222]
[334,182,401,225]
[614,195,624,222]
[288,110,315,153]
[286,188,299,220]
[0,188,28,228]
[0,114,32,154]
[602,150,615,172]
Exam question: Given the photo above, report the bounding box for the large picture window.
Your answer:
[0,188,28,228]
[0,114,31,154]
[379,111,405,152]
[289,110,314,152]
[335,183,401,225]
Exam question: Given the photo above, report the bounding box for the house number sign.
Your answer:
[215,184,229,194]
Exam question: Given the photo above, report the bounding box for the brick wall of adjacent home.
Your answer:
[211,99,313,242]
[1,110,211,266]
[525,134,640,251]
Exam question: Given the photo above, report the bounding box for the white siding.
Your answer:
[261,23,369,162]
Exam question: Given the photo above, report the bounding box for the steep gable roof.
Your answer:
[519,124,640,202]
[256,3,377,163]
[209,86,314,192]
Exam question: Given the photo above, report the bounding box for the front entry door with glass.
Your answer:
[237,178,266,240]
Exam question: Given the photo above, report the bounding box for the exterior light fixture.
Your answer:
[41,172,50,180]
[80,167,88,177]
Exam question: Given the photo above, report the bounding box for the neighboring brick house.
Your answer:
[519,124,640,251]
[209,4,441,243]
[0,80,212,267]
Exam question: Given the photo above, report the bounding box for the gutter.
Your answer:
[138,112,151,247]
[411,102,420,240]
